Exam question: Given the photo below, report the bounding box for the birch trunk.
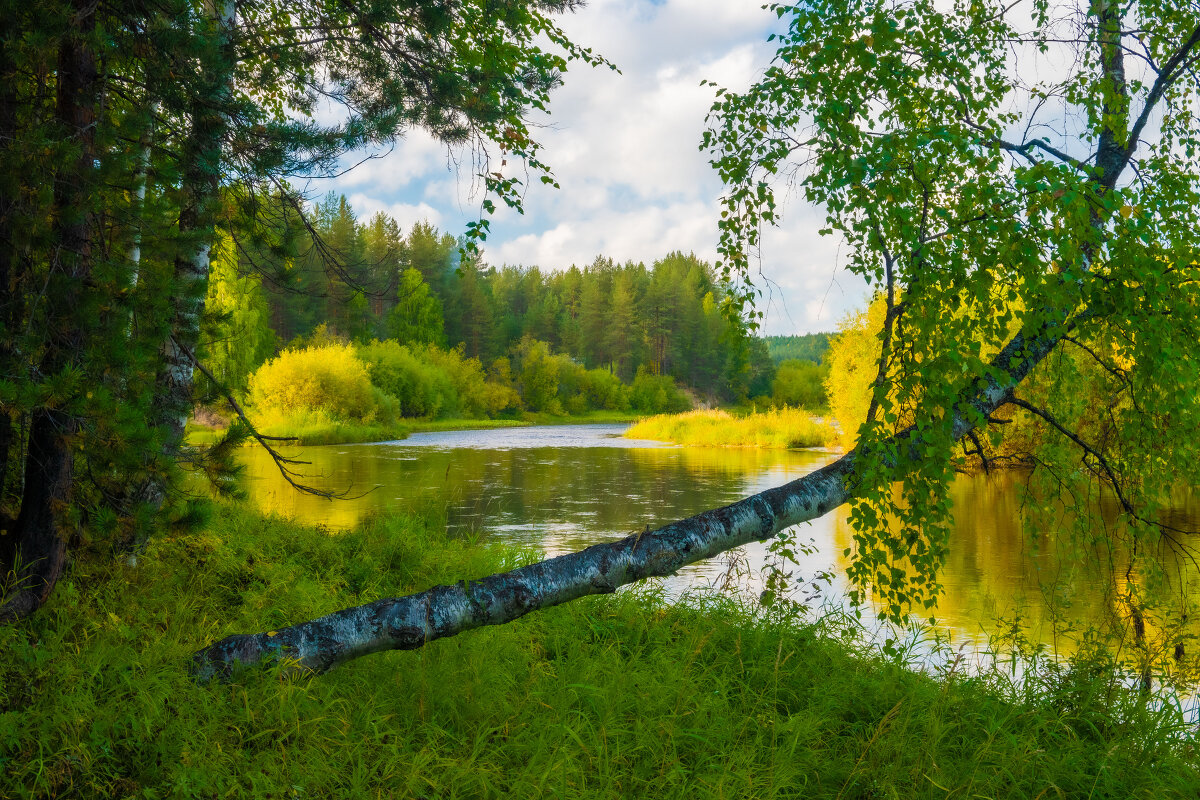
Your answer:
[191,325,1060,679]
[139,1,235,508]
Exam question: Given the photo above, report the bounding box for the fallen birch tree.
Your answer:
[193,0,1200,678]
[191,326,1056,678]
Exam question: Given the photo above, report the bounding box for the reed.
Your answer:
[626,407,838,449]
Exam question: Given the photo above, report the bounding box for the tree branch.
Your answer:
[1112,23,1200,190]
[995,136,1095,176]
[1007,395,1132,514]
[183,342,357,501]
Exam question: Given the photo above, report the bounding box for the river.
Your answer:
[236,423,1200,680]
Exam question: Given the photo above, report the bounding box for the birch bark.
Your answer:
[139,0,236,509]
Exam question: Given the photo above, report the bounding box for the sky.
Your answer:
[324,0,871,335]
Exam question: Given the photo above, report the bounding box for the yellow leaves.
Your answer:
[1111,339,1135,372]
[1120,204,1135,220]
[248,343,378,422]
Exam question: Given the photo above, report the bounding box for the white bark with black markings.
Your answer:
[191,326,1059,679]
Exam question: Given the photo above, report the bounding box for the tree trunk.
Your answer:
[0,0,97,622]
[139,1,235,509]
[191,325,1061,679]
[0,16,22,516]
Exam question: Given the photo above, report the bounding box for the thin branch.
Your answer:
[995,136,1095,176]
[183,341,359,500]
[1008,395,1197,565]
[1113,23,1200,190]
[1008,395,1132,513]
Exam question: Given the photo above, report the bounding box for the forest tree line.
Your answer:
[201,193,781,422]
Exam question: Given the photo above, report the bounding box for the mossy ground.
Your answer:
[1,504,1196,798]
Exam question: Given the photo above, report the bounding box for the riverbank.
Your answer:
[1,503,1194,798]
[626,407,838,450]
[185,410,647,447]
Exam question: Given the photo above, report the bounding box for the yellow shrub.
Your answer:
[248,343,379,422]
[825,297,889,450]
[625,407,835,449]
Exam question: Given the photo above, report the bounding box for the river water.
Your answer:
[236,423,1200,681]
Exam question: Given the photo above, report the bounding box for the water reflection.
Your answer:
[238,424,1200,670]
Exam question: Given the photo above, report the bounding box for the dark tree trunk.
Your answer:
[1,410,75,621]
[0,18,21,514]
[0,0,97,622]
[192,325,1061,679]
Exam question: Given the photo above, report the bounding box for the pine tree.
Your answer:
[387,268,446,346]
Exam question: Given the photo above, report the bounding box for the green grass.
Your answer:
[1,503,1196,798]
[627,407,838,449]
[519,409,646,426]
[186,411,642,448]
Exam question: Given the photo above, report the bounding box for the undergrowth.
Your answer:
[626,407,838,450]
[0,504,1195,798]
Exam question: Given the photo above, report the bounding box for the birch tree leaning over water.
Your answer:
[194,0,1200,678]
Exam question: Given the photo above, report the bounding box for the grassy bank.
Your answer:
[517,409,645,426]
[626,407,838,449]
[1,504,1195,798]
[186,412,642,448]
[250,415,532,446]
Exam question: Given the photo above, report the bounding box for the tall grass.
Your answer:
[1,503,1194,798]
[626,407,838,449]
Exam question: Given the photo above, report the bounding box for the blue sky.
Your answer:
[324,0,870,335]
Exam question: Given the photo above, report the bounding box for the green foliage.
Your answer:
[0,504,1195,798]
[577,367,632,413]
[271,222,768,402]
[355,340,456,418]
[512,337,563,414]
[629,366,690,415]
[771,359,829,412]
[243,331,690,442]
[421,343,517,419]
[197,232,277,399]
[387,268,445,346]
[705,1,1200,626]
[764,334,832,365]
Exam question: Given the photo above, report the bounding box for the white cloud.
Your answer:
[329,0,860,335]
[344,194,444,233]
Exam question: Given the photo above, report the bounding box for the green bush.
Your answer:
[513,338,562,414]
[356,340,453,418]
[423,344,514,418]
[771,359,829,410]
[629,366,690,414]
[581,367,630,411]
